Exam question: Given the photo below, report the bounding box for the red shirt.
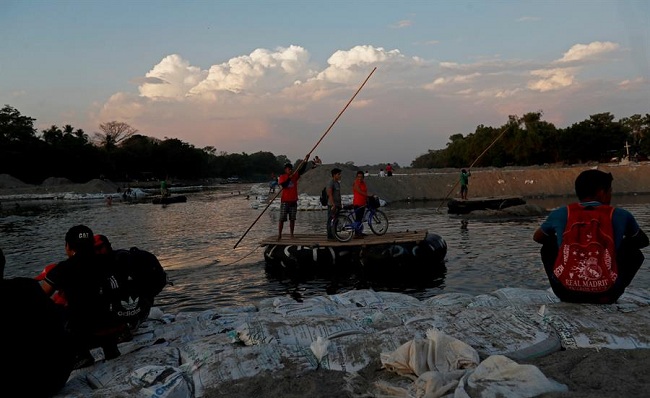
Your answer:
[278,172,300,202]
[352,178,368,206]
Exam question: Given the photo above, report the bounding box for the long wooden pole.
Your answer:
[233,66,377,249]
[435,125,510,213]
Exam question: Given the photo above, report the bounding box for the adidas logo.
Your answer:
[121,296,139,311]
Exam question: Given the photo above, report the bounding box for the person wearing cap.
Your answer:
[277,154,310,240]
[39,225,126,368]
[326,168,343,239]
[35,234,114,307]
[1,247,75,396]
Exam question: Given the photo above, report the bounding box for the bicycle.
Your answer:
[331,196,389,242]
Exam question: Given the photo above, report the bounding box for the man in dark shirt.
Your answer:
[40,225,127,367]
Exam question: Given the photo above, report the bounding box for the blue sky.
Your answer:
[1,1,648,166]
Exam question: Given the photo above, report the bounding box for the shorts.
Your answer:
[280,201,298,221]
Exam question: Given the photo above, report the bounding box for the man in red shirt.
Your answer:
[277,155,310,240]
[352,170,371,237]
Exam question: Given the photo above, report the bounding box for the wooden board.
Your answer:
[260,230,428,247]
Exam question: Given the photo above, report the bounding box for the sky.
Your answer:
[1,1,648,167]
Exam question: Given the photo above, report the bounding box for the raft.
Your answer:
[261,231,447,279]
[152,195,187,204]
[447,196,525,214]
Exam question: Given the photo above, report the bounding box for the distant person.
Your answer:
[1,247,75,397]
[379,169,386,177]
[460,168,471,200]
[364,170,369,177]
[352,170,370,238]
[160,177,169,198]
[385,163,393,177]
[269,172,278,194]
[326,168,343,240]
[277,155,310,240]
[533,169,649,304]
[39,225,128,368]
[313,155,323,167]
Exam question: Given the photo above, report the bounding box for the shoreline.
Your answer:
[3,162,650,204]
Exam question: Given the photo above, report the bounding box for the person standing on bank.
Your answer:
[352,170,370,238]
[460,168,471,200]
[160,176,169,198]
[326,168,343,240]
[533,169,648,304]
[385,163,393,177]
[277,155,310,240]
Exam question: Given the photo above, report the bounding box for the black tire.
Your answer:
[334,213,354,242]
[369,209,389,235]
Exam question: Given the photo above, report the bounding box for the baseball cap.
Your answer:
[284,163,293,169]
[65,225,94,254]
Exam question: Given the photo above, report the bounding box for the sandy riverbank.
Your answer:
[204,347,650,398]
[298,162,650,203]
[2,162,650,203]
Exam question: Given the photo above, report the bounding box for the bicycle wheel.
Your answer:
[368,209,389,235]
[333,213,354,242]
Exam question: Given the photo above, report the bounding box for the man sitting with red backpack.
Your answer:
[533,169,648,304]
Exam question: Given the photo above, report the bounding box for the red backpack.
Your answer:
[554,203,618,293]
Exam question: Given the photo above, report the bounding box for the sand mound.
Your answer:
[0,174,30,189]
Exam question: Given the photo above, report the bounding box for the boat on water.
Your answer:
[261,230,447,279]
[152,195,187,205]
[447,196,526,214]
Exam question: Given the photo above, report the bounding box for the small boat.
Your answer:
[261,231,447,279]
[447,196,525,214]
[152,195,187,205]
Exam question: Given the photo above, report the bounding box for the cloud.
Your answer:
[618,77,649,90]
[139,54,207,100]
[527,68,577,92]
[89,40,644,166]
[390,19,413,29]
[188,45,316,98]
[556,41,619,63]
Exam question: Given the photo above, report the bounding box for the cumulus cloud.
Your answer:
[188,45,316,98]
[90,40,642,165]
[556,41,619,63]
[139,54,207,100]
[527,68,577,92]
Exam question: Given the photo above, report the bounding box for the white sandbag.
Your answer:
[380,328,480,377]
[544,301,650,350]
[130,365,193,398]
[234,315,370,346]
[85,346,181,389]
[455,355,568,398]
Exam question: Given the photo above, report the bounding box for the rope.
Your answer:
[221,245,262,266]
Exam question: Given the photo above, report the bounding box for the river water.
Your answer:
[2,186,649,314]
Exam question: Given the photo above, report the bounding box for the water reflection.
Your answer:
[1,190,649,313]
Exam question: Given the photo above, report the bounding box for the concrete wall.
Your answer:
[300,163,650,203]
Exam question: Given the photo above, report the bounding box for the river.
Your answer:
[1,186,649,314]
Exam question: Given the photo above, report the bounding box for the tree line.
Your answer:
[0,105,292,184]
[412,111,649,168]
[1,105,648,184]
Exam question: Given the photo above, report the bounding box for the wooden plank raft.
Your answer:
[259,230,428,247]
